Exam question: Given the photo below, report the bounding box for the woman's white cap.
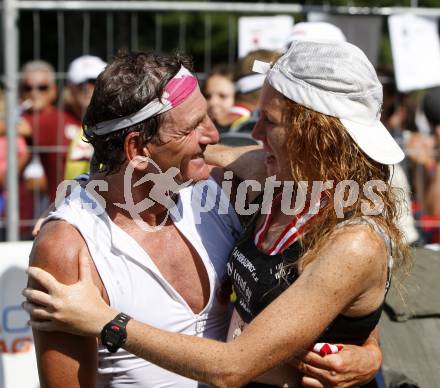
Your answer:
[287,22,347,45]
[254,40,405,165]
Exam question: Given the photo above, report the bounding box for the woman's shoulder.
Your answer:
[333,219,388,253]
[291,219,389,320]
[331,220,387,261]
[305,220,388,284]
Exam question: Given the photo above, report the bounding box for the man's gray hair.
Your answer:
[21,60,55,84]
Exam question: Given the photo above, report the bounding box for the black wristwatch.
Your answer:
[100,313,131,353]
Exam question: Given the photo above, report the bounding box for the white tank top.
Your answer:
[47,178,242,387]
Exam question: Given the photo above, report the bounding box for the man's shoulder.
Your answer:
[53,185,104,218]
[29,221,99,386]
[29,220,85,285]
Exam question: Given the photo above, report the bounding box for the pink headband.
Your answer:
[93,66,198,135]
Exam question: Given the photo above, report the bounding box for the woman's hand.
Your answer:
[292,341,381,388]
[22,248,117,336]
[32,216,46,237]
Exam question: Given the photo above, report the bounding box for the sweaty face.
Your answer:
[20,70,57,112]
[252,84,292,181]
[204,75,235,124]
[146,87,219,183]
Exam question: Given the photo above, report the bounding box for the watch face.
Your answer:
[102,323,126,352]
[105,327,122,345]
[101,314,131,353]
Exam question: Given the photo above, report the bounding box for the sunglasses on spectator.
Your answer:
[21,84,51,93]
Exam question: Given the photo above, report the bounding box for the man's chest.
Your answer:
[134,226,211,314]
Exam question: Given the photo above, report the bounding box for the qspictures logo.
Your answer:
[55,156,388,233]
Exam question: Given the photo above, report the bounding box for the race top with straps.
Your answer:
[227,198,393,345]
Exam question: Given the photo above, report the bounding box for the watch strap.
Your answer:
[114,312,131,326]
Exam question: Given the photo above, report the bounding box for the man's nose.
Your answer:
[200,117,220,145]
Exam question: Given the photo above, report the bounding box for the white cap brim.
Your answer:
[340,118,405,165]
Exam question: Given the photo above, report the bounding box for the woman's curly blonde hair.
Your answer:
[281,99,410,273]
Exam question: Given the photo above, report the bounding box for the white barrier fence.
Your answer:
[0,242,39,388]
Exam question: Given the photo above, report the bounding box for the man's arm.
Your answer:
[29,220,98,388]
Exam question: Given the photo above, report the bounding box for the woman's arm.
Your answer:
[205,144,267,184]
[24,225,385,387]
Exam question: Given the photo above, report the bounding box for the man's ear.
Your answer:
[124,132,150,171]
[124,132,143,159]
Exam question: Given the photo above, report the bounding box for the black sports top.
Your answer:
[227,213,392,346]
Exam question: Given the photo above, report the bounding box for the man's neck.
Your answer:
[90,170,173,229]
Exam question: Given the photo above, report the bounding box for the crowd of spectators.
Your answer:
[0,27,439,244]
[0,55,105,239]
